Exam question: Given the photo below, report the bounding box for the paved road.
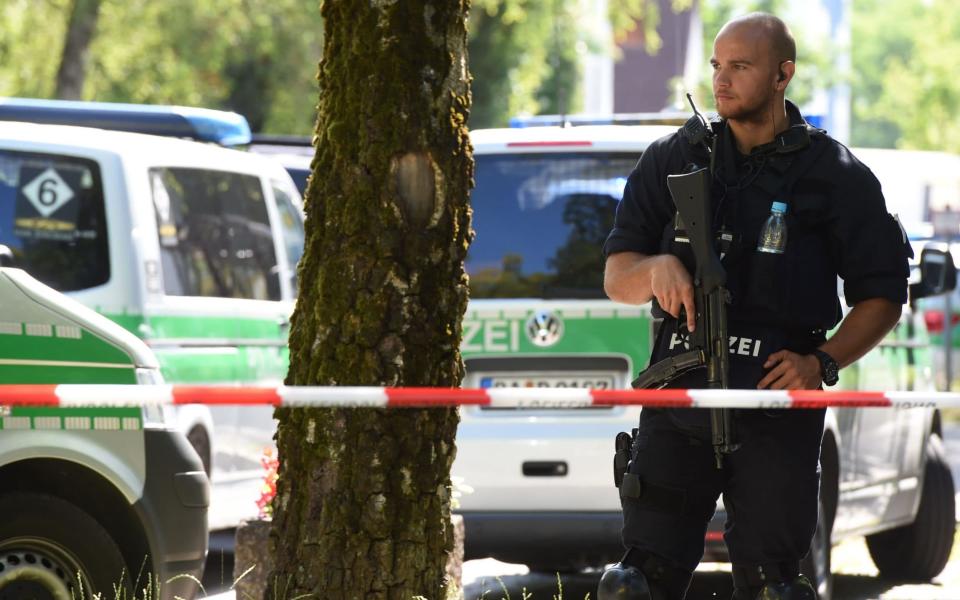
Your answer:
[202,422,960,600]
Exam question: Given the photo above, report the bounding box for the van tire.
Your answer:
[0,492,131,598]
[800,499,832,600]
[866,433,956,580]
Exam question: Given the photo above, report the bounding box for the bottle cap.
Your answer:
[771,201,787,213]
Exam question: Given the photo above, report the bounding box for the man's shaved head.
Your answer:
[711,12,796,124]
[719,12,796,64]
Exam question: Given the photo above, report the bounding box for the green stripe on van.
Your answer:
[0,364,136,385]
[105,313,283,340]
[0,327,132,365]
[103,312,289,383]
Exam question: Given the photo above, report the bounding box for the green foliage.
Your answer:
[0,0,69,98]
[851,0,960,152]
[468,0,586,129]
[91,0,323,133]
[610,0,693,55]
[0,0,703,134]
[0,0,323,134]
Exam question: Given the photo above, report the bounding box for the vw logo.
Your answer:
[526,310,563,347]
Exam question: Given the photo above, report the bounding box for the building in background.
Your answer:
[612,0,701,113]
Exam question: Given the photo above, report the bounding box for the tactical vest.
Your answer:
[649,119,832,393]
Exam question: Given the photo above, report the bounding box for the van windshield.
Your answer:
[468,153,638,299]
[0,150,109,291]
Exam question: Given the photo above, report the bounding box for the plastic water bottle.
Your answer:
[757,201,788,254]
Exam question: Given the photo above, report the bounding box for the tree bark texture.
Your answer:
[54,0,102,100]
[270,1,472,599]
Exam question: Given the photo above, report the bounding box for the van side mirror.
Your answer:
[0,244,13,267]
[910,245,957,301]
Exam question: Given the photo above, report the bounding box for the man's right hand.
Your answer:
[604,252,696,331]
[649,255,697,332]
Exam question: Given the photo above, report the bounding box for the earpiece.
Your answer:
[777,69,786,83]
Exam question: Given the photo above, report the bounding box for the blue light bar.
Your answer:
[510,112,828,131]
[803,114,824,129]
[0,97,252,146]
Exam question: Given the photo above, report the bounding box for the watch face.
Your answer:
[818,351,839,385]
[824,365,839,385]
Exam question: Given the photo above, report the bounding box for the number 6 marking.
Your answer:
[38,179,58,206]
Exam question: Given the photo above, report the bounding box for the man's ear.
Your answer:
[777,60,796,89]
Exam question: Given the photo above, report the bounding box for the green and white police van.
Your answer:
[451,118,956,599]
[0,103,304,530]
[0,266,208,599]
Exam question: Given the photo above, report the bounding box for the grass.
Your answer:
[76,528,960,600]
[469,572,592,600]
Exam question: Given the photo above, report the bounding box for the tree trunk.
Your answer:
[269,1,472,599]
[54,0,102,100]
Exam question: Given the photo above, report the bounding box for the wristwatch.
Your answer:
[812,349,839,386]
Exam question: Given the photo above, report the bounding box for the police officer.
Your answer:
[598,13,911,600]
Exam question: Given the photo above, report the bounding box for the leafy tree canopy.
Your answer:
[14,0,921,145]
[0,0,323,133]
[1,0,694,133]
[851,0,960,152]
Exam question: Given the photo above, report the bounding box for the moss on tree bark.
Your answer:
[268,1,472,599]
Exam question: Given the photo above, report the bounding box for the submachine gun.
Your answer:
[630,95,738,469]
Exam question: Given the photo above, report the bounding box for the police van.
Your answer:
[451,116,956,598]
[0,266,208,599]
[0,100,305,529]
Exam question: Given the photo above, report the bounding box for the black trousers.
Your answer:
[620,406,825,596]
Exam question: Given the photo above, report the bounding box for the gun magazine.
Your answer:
[631,350,705,389]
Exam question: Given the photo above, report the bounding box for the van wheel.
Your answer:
[800,499,833,600]
[0,492,131,599]
[866,433,956,580]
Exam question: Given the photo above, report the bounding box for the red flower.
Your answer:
[256,446,280,518]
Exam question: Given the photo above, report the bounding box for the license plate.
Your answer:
[478,375,616,389]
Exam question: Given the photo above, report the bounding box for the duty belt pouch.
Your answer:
[743,249,786,315]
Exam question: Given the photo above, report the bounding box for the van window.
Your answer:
[0,149,109,291]
[271,182,305,292]
[468,153,637,299]
[151,167,280,301]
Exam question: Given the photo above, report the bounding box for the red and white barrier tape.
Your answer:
[0,385,958,409]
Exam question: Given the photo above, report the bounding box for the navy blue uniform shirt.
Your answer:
[604,101,910,333]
